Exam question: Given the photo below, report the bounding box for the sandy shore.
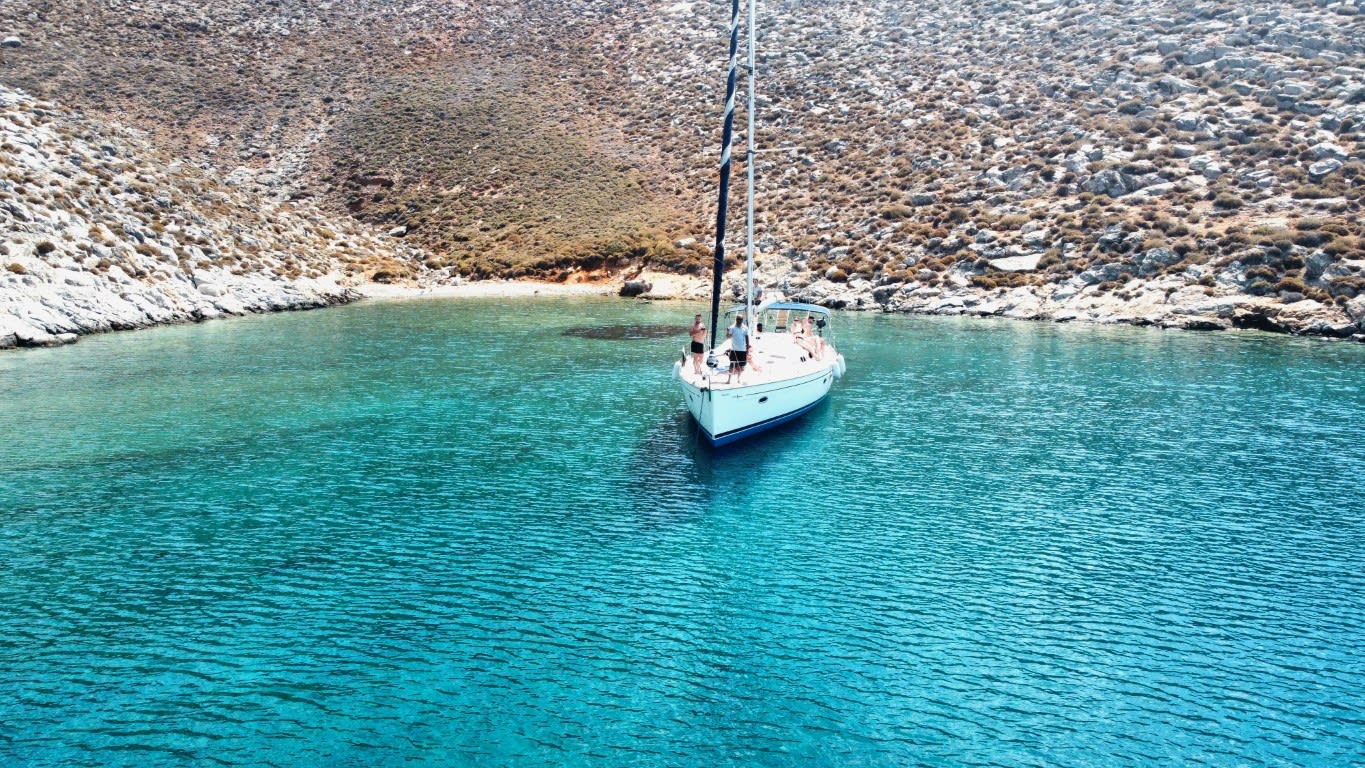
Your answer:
[355,272,711,302]
[355,280,616,301]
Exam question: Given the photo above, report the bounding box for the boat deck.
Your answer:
[677,331,835,390]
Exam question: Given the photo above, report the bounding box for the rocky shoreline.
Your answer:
[6,265,1364,352]
[2,65,1361,351]
[635,268,1365,341]
[0,268,361,349]
[0,85,419,349]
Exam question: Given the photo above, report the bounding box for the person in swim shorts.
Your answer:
[689,314,706,374]
[726,314,749,384]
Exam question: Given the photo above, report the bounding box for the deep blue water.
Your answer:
[2,297,1363,767]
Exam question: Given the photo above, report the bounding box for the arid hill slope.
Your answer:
[0,85,418,347]
[2,0,1364,335]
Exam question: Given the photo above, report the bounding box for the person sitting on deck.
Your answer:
[725,314,749,384]
[803,315,825,358]
[790,315,816,357]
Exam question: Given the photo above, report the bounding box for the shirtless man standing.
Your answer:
[689,314,706,374]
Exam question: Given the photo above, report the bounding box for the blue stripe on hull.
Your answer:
[701,394,828,446]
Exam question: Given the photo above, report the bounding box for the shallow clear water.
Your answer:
[2,298,1363,767]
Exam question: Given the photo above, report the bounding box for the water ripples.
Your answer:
[2,302,1364,766]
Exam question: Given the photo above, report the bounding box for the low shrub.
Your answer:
[1274,276,1307,294]
[1294,231,1331,248]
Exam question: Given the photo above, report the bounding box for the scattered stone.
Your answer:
[989,254,1041,272]
[1308,158,1343,179]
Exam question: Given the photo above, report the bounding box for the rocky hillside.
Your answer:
[0,85,420,348]
[0,0,693,280]
[619,0,1364,328]
[2,0,1364,339]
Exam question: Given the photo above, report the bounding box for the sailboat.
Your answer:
[671,0,846,447]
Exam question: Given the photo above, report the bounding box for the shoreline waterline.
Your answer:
[4,270,1363,352]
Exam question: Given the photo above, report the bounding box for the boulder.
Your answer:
[1158,75,1198,94]
[1231,306,1292,334]
[1137,247,1181,276]
[1174,112,1212,134]
[1308,158,1343,179]
[1083,168,1134,197]
[0,37,20,48]
[1096,226,1142,253]
[1311,142,1349,161]
[1304,250,1335,280]
[1183,316,1230,331]
[989,254,1041,272]
[1182,48,1217,66]
[0,313,19,348]
[618,279,652,298]
[1078,261,1135,285]
[1346,296,1365,329]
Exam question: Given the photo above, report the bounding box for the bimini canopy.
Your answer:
[723,301,832,318]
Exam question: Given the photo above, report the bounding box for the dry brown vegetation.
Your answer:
[1,0,1361,293]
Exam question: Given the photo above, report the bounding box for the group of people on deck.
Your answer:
[688,311,824,385]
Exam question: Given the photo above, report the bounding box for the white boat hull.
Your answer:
[674,354,842,446]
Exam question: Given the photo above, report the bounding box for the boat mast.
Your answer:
[708,0,742,350]
[744,0,756,324]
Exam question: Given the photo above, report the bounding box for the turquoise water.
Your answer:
[2,297,1363,767]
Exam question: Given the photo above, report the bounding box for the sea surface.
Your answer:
[2,297,1363,767]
